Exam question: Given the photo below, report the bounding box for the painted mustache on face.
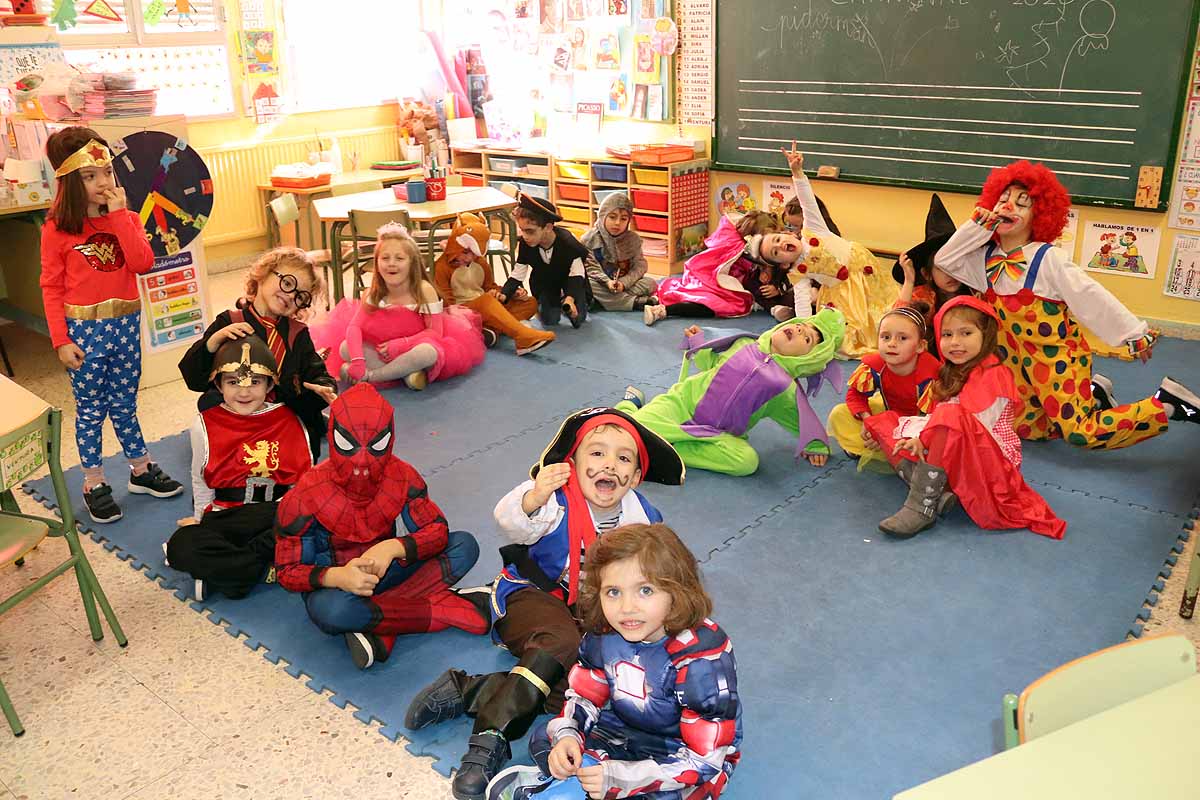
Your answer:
[586,466,632,488]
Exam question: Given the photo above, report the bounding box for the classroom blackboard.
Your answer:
[714,0,1200,209]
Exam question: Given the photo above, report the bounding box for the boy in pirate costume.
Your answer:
[166,336,312,602]
[40,127,184,523]
[404,407,685,800]
[934,160,1200,448]
[507,194,593,329]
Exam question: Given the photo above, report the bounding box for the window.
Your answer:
[50,1,234,118]
[281,0,425,114]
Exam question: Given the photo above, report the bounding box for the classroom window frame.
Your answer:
[56,0,238,121]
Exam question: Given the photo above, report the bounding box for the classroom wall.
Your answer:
[710,171,1200,331]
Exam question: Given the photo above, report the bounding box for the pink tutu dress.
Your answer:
[312,295,485,385]
[656,216,755,318]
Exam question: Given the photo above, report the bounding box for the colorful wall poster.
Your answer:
[594,33,620,69]
[715,182,757,217]
[633,34,659,83]
[1053,208,1079,257]
[1163,234,1200,302]
[1169,164,1200,231]
[138,252,208,352]
[608,72,629,114]
[1081,221,1160,279]
[240,30,277,75]
[762,178,792,219]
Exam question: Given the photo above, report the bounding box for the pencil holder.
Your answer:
[406,179,427,204]
[426,177,446,201]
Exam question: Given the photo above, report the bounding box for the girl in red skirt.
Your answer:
[865,295,1065,540]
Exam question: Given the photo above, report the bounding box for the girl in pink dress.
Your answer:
[312,224,485,390]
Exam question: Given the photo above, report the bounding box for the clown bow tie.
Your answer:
[986,247,1028,283]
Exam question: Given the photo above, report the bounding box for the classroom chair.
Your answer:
[1001,633,1196,749]
[348,207,414,297]
[0,375,127,736]
[267,194,335,307]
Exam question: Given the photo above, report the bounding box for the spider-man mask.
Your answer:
[326,384,395,502]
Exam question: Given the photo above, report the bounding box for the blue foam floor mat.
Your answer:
[22,311,1200,798]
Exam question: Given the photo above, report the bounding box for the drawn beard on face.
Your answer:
[586,466,631,488]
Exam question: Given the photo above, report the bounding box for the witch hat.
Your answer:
[892,194,956,283]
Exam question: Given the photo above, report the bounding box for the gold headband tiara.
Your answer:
[53,140,113,178]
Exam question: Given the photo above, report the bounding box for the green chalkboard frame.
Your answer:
[711,1,1200,211]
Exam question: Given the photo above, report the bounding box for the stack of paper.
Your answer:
[642,237,669,258]
[78,73,157,119]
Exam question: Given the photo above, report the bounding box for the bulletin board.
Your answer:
[482,0,676,128]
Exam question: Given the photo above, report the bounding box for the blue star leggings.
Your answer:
[66,312,148,470]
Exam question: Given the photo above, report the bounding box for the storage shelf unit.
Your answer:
[451,145,710,275]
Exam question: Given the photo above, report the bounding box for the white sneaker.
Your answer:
[193,579,207,602]
[643,303,667,326]
[622,385,645,409]
[486,764,551,800]
[162,541,170,567]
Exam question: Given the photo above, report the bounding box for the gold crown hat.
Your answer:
[53,139,114,178]
[210,336,279,387]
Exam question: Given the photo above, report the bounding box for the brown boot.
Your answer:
[880,463,948,538]
[895,460,957,516]
[514,328,555,355]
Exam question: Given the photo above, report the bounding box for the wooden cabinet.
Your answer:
[451,145,710,276]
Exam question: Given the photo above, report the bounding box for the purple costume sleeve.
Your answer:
[794,361,844,460]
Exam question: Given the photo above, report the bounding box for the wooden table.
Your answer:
[312,186,517,302]
[257,168,421,250]
[893,673,1200,799]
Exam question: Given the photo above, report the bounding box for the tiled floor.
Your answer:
[2,270,1197,799]
[3,270,454,799]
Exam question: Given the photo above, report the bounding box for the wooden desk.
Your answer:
[893,673,1200,799]
[256,168,421,250]
[312,186,517,302]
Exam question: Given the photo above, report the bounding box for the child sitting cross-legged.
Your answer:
[274,384,488,670]
[166,335,312,602]
[826,305,941,466]
[312,223,485,390]
[864,296,1065,539]
[404,407,685,800]
[581,192,660,312]
[486,523,742,800]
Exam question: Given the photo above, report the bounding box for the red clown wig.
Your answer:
[978,160,1071,245]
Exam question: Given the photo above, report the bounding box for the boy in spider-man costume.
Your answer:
[274,383,489,669]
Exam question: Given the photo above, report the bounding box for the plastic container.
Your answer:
[392,183,409,201]
[519,181,550,200]
[406,179,427,203]
[557,183,590,202]
[488,180,510,192]
[426,176,447,201]
[592,163,628,182]
[560,206,592,224]
[523,162,551,178]
[630,144,694,164]
[632,168,669,186]
[632,213,668,233]
[593,188,626,206]
[631,189,668,212]
[461,173,485,187]
[557,161,589,180]
[489,157,516,173]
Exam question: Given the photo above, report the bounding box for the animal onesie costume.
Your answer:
[274,384,486,665]
[179,302,335,461]
[581,192,658,311]
[167,336,312,598]
[403,407,685,800]
[865,297,1066,539]
[39,140,156,474]
[523,621,742,799]
[934,164,1169,450]
[311,284,485,384]
[617,309,846,476]
[433,213,555,353]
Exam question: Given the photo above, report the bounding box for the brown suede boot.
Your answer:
[880,463,949,538]
[895,460,957,516]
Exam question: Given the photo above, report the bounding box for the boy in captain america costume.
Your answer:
[274,383,488,670]
[405,407,685,800]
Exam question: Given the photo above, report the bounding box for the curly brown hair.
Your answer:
[243,247,326,322]
[931,305,1000,402]
[579,523,712,637]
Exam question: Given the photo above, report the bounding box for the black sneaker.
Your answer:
[84,483,123,524]
[454,731,511,800]
[1091,373,1117,411]
[1156,376,1200,423]
[486,765,550,800]
[405,668,469,729]
[482,328,499,348]
[345,631,385,670]
[127,463,184,498]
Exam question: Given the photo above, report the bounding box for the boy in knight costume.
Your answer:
[404,407,685,800]
[166,336,311,602]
